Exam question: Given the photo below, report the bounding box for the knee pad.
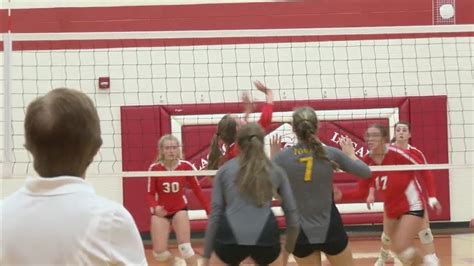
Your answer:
[397,247,416,265]
[381,232,391,245]
[418,228,434,244]
[178,243,195,259]
[379,247,390,261]
[152,250,172,262]
[423,254,439,266]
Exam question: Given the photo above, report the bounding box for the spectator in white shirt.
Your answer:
[1,88,147,266]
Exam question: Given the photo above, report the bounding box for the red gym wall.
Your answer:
[121,96,449,233]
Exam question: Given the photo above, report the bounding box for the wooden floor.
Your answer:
[144,232,474,265]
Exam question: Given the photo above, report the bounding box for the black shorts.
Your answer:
[293,203,348,257]
[214,213,280,265]
[214,242,281,266]
[403,209,425,218]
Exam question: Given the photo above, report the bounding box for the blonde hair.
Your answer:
[154,134,182,163]
[292,107,338,170]
[236,123,273,207]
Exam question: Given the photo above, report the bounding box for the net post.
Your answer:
[3,32,13,178]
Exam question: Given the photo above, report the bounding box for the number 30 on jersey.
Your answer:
[162,182,180,193]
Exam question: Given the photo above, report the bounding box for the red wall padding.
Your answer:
[121,96,449,233]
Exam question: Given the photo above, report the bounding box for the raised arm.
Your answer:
[254,81,273,131]
[334,137,371,179]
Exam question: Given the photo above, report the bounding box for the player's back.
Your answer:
[273,144,370,243]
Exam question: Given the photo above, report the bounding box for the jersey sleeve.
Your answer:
[184,162,211,214]
[411,148,437,197]
[342,179,371,201]
[147,164,159,209]
[257,103,273,132]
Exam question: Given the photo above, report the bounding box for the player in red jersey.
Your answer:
[367,122,442,266]
[207,80,273,170]
[337,122,442,266]
[147,134,210,265]
[363,124,426,265]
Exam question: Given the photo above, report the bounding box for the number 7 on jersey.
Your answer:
[299,156,314,182]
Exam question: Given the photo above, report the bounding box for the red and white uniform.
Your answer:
[147,160,210,215]
[223,103,273,163]
[341,178,371,201]
[398,144,437,198]
[364,146,426,219]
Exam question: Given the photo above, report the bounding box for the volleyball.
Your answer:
[439,4,455,19]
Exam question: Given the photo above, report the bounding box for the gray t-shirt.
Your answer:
[203,158,299,258]
[273,144,371,243]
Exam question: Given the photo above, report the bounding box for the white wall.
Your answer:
[1,34,473,220]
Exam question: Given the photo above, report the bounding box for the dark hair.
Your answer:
[207,114,237,170]
[390,121,411,143]
[236,123,273,207]
[24,88,102,177]
[292,107,338,170]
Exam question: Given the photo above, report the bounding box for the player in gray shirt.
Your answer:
[272,107,371,266]
[203,123,299,266]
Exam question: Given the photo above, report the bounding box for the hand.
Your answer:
[153,206,168,217]
[270,134,282,158]
[241,91,254,121]
[339,136,357,159]
[428,197,442,215]
[253,80,269,94]
[366,194,375,210]
[333,186,342,202]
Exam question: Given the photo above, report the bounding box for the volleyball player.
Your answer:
[202,123,299,266]
[362,124,428,265]
[147,134,210,265]
[377,121,441,266]
[207,80,273,170]
[272,107,372,266]
[341,122,442,266]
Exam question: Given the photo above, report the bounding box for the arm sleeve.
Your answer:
[276,168,300,254]
[109,207,147,266]
[332,148,371,179]
[257,103,273,131]
[187,176,211,214]
[147,176,158,210]
[342,179,371,201]
[203,169,226,259]
[413,149,437,197]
